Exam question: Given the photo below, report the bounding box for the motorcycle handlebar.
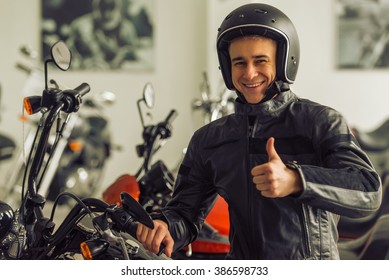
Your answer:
[121,221,166,256]
[162,109,177,127]
[73,83,90,97]
[61,83,91,113]
[15,62,32,75]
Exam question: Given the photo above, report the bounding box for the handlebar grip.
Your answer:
[15,62,32,74]
[124,221,138,238]
[124,222,166,257]
[60,83,91,113]
[73,83,90,97]
[164,109,177,125]
[124,222,166,256]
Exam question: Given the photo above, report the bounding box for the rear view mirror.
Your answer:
[143,83,155,109]
[50,41,71,71]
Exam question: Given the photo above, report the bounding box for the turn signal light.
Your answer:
[68,140,83,152]
[80,239,109,260]
[80,242,93,260]
[23,96,42,115]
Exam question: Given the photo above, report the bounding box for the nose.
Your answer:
[244,63,257,80]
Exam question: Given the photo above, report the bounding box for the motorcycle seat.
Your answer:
[338,214,389,259]
[356,132,389,152]
[338,178,389,240]
[354,119,389,152]
[337,211,379,240]
[0,134,16,160]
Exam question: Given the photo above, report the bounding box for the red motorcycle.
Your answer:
[103,83,230,259]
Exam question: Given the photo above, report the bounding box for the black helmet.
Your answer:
[216,3,300,90]
[0,201,14,241]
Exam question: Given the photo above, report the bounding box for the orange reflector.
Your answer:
[23,98,33,115]
[80,241,93,260]
[18,115,29,122]
[69,140,83,152]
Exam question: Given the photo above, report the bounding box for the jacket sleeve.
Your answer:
[152,129,218,252]
[296,107,382,218]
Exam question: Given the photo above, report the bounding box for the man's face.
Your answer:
[229,36,277,104]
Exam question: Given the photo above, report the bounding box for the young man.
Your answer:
[137,3,382,259]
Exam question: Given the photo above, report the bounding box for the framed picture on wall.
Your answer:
[336,0,389,69]
[41,0,154,71]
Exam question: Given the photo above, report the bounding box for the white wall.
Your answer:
[0,0,207,191]
[207,0,389,131]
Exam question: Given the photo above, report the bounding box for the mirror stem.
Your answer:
[44,59,53,91]
[137,99,145,128]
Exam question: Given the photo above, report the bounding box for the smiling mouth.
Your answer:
[243,81,265,88]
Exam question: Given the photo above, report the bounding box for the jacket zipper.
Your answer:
[247,116,258,258]
[248,116,258,138]
[301,204,313,258]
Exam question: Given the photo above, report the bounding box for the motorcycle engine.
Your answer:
[0,203,23,259]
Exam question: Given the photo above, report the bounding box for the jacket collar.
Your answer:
[234,89,296,119]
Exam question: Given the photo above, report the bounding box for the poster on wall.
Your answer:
[41,0,154,71]
[336,0,389,69]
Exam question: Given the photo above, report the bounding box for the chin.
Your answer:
[247,100,261,104]
[244,95,265,104]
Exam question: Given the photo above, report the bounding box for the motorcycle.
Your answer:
[1,45,115,208]
[337,198,389,259]
[336,120,389,240]
[192,71,235,125]
[0,83,17,163]
[335,120,389,259]
[104,82,176,210]
[0,41,167,260]
[351,119,389,181]
[102,83,230,259]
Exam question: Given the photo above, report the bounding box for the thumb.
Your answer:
[266,137,281,161]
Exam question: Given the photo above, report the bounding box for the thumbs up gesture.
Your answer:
[251,137,303,198]
[266,136,281,162]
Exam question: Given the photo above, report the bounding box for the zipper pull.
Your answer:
[248,116,257,137]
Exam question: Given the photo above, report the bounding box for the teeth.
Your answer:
[245,82,261,88]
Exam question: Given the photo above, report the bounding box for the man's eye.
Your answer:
[233,61,245,66]
[256,59,267,64]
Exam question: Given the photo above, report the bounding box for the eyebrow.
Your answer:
[231,55,269,62]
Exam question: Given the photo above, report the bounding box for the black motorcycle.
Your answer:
[0,83,16,163]
[0,41,167,260]
[103,83,176,212]
[336,121,389,259]
[2,47,116,208]
[103,83,230,260]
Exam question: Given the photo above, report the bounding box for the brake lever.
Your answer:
[110,193,167,256]
[157,243,166,256]
[120,192,154,228]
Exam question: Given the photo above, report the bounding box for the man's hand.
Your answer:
[251,137,302,197]
[136,219,174,257]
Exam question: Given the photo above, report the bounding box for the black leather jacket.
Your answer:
[156,89,382,259]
